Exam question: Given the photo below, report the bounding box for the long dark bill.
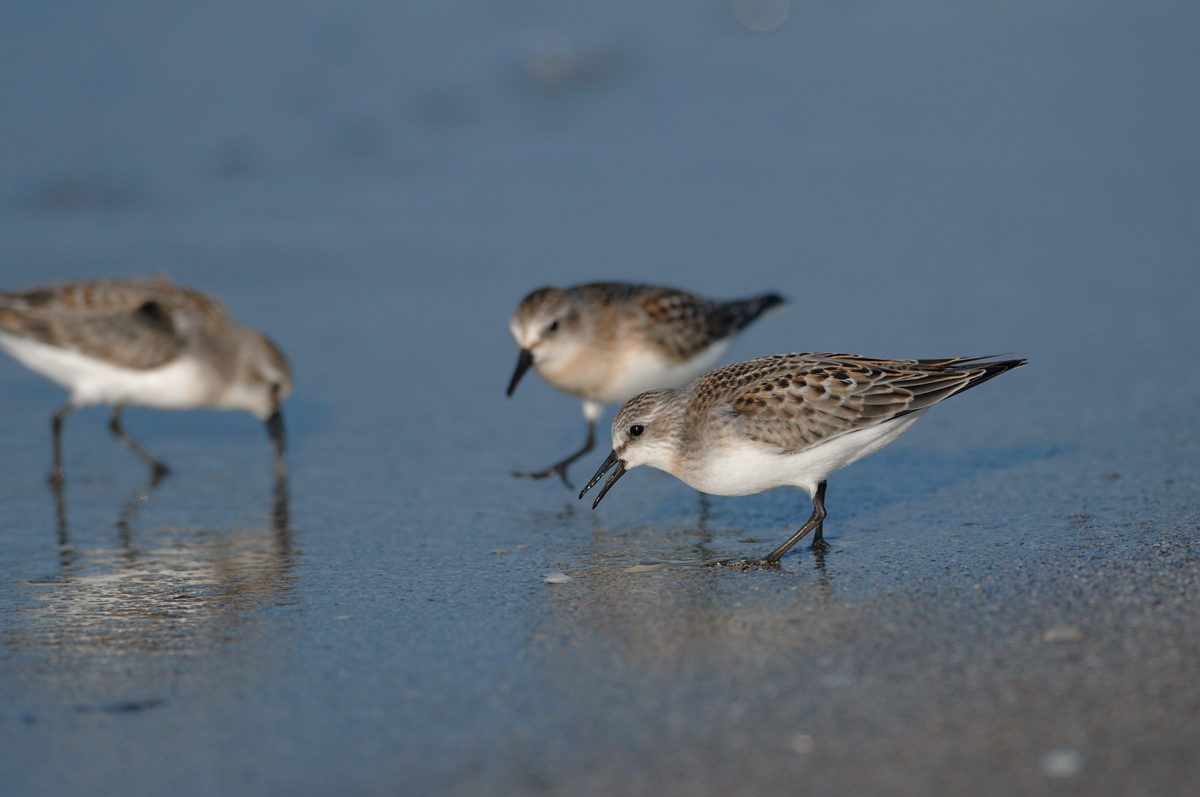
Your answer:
[506,348,535,397]
[578,450,627,509]
[266,408,287,460]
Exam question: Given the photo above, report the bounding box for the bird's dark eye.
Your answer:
[546,320,559,333]
[629,424,644,437]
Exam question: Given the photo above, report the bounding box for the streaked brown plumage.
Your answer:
[683,353,1019,452]
[582,353,1026,564]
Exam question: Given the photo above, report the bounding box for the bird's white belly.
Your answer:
[0,334,212,410]
[600,339,732,405]
[679,409,928,498]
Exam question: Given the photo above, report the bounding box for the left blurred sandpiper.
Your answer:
[0,277,292,484]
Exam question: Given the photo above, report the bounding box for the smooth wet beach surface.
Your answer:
[2,2,1199,794]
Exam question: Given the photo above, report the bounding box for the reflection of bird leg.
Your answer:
[266,408,288,480]
[270,465,297,568]
[115,471,164,553]
[272,466,290,538]
[109,406,170,484]
[49,403,72,485]
[812,542,832,596]
[50,473,75,570]
[692,492,715,556]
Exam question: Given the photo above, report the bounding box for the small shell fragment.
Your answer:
[1042,625,1084,643]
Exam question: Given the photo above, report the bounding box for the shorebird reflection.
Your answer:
[15,469,297,661]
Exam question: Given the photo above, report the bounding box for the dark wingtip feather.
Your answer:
[887,356,1024,419]
[751,293,786,321]
[719,292,787,334]
[759,293,786,312]
[958,357,1027,394]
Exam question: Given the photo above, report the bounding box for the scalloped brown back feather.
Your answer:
[0,278,236,371]
[559,283,783,362]
[686,353,1025,453]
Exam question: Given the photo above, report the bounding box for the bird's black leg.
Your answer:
[513,419,596,489]
[49,403,72,485]
[108,406,170,484]
[763,481,828,563]
[810,481,829,550]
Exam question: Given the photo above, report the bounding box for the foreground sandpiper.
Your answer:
[0,277,292,483]
[580,352,1025,563]
[507,282,784,486]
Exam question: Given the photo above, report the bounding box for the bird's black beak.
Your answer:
[265,407,286,461]
[506,348,535,397]
[579,450,627,509]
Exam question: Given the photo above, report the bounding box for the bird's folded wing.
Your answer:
[714,353,987,452]
[632,287,719,361]
[0,283,187,370]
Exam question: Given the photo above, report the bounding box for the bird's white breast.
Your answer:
[0,333,212,410]
[536,336,734,406]
[678,409,928,498]
[600,338,733,405]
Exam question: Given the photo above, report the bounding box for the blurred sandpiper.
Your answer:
[507,282,784,486]
[0,276,293,483]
